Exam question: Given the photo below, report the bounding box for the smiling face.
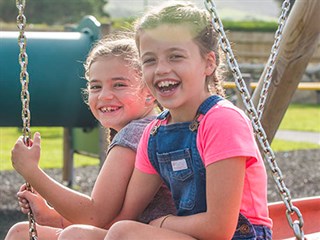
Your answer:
[139,24,215,122]
[88,56,152,131]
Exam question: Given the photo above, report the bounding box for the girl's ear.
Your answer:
[146,95,153,102]
[205,51,216,76]
[144,90,156,105]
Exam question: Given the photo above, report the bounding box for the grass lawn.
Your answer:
[0,127,99,171]
[279,104,320,132]
[1,103,319,171]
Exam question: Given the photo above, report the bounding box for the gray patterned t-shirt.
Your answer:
[107,116,176,223]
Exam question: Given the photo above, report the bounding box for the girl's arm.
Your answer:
[150,157,246,240]
[109,168,163,225]
[11,132,138,228]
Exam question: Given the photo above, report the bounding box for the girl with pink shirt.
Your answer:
[102,1,272,239]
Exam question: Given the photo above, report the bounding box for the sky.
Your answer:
[104,0,280,21]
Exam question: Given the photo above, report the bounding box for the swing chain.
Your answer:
[16,0,31,145]
[204,1,304,239]
[16,0,38,239]
[256,0,292,120]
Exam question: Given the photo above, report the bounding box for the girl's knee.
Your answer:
[58,225,82,240]
[4,222,30,240]
[106,220,139,240]
[58,224,107,240]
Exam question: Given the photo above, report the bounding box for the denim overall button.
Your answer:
[189,121,199,131]
[239,224,250,234]
[150,125,159,135]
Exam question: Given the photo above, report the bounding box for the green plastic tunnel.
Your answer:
[0,16,101,127]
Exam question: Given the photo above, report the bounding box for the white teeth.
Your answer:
[101,107,119,112]
[157,81,177,88]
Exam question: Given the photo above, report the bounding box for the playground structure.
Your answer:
[0,15,109,186]
[0,16,100,128]
[0,0,319,239]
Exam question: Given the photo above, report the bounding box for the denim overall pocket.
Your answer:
[232,213,272,239]
[156,148,196,211]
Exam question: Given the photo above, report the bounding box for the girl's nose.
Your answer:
[155,59,171,76]
[98,87,114,100]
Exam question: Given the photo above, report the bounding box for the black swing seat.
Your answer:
[268,196,320,239]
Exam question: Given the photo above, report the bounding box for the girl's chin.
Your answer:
[102,122,121,131]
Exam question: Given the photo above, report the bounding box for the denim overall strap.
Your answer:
[197,95,223,115]
[147,95,223,216]
[157,109,170,120]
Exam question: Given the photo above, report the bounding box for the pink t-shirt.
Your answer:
[136,100,272,228]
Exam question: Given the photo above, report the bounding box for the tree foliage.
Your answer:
[0,0,108,24]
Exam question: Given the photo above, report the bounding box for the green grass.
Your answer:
[278,104,320,132]
[0,127,98,171]
[271,139,319,152]
[0,104,319,171]
[270,103,320,151]
[223,20,278,32]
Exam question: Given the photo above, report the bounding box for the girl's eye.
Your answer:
[114,82,128,88]
[88,84,101,90]
[170,54,184,61]
[142,58,156,65]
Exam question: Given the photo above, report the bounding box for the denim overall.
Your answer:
[148,95,272,239]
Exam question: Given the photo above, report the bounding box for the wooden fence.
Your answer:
[226,31,320,64]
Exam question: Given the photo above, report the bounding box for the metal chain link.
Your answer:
[256,0,292,120]
[16,0,38,239]
[204,1,304,239]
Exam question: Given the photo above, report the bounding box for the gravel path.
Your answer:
[1,149,319,239]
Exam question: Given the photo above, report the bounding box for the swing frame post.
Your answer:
[252,0,320,143]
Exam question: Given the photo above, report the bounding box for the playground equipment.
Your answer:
[4,0,319,239]
[0,11,107,182]
[0,17,100,127]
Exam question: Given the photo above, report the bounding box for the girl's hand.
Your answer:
[17,183,54,226]
[11,132,41,177]
[17,183,32,214]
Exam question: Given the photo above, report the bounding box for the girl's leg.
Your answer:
[5,221,62,240]
[105,220,197,240]
[58,224,108,240]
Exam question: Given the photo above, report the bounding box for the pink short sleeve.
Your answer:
[135,121,159,175]
[197,100,259,167]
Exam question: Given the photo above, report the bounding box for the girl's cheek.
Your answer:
[87,97,95,109]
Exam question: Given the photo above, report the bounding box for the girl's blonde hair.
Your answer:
[84,32,142,83]
[134,1,225,97]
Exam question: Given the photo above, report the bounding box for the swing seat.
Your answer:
[268,196,320,239]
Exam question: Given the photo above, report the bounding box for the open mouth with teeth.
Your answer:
[156,81,180,93]
[100,106,121,113]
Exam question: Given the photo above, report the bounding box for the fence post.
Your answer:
[63,128,74,187]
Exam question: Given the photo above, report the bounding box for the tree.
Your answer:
[0,0,108,24]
